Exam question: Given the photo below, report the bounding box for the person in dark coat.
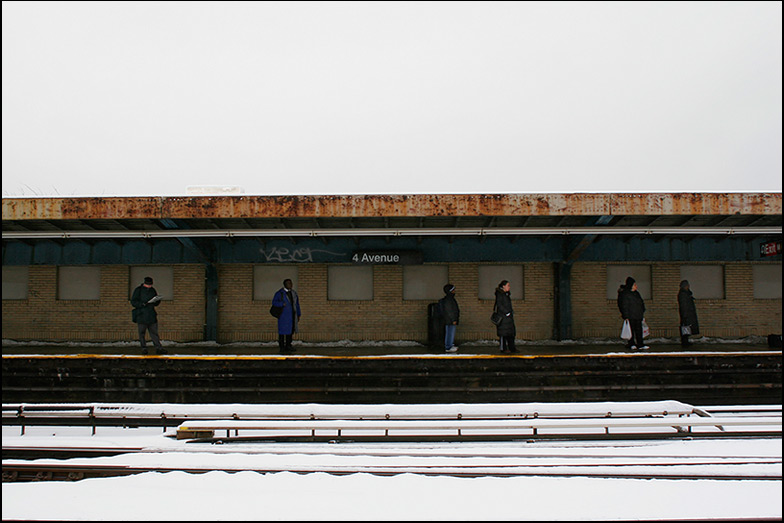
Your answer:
[677,280,700,347]
[272,279,301,354]
[494,280,518,353]
[618,276,648,350]
[130,276,167,355]
[617,282,633,349]
[439,284,460,353]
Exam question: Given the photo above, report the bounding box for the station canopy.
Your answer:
[2,193,781,241]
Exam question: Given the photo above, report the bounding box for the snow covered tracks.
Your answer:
[174,401,783,443]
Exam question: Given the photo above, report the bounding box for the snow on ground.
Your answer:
[3,469,782,521]
[3,403,782,521]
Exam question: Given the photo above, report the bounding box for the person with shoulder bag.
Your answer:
[494,280,518,353]
[130,276,167,355]
[271,279,301,354]
[677,280,699,347]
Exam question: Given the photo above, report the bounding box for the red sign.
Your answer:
[760,241,782,257]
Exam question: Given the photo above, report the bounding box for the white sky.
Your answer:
[2,1,782,197]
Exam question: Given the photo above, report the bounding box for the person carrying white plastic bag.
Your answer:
[621,319,632,340]
[617,277,649,350]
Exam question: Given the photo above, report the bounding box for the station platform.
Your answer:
[1,337,779,358]
[3,338,781,406]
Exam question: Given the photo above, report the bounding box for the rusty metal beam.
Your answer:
[4,193,780,221]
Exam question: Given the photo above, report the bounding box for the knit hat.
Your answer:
[144,277,153,284]
[443,284,455,294]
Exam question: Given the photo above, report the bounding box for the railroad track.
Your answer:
[4,401,780,483]
[4,454,782,482]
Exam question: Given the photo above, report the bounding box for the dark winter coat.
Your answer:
[678,288,700,334]
[131,284,160,324]
[438,293,460,325]
[272,287,301,335]
[494,288,516,337]
[618,287,645,321]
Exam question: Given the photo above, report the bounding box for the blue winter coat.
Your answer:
[272,288,301,335]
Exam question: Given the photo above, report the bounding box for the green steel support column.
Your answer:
[555,261,573,341]
[204,263,218,341]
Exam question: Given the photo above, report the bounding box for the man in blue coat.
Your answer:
[272,279,301,354]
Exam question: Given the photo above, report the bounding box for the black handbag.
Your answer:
[490,310,503,325]
[269,305,283,318]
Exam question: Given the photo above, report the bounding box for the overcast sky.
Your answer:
[2,1,781,197]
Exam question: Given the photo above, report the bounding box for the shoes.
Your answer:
[279,347,295,354]
[630,345,638,350]
[156,348,168,355]
[508,347,519,353]
[639,345,650,350]
[141,348,148,355]
[445,346,458,353]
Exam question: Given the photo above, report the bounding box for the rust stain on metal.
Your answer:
[2,197,163,220]
[3,193,780,221]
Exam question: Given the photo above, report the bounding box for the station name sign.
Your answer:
[352,251,423,265]
[760,240,782,258]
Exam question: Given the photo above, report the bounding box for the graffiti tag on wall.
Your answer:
[259,247,346,263]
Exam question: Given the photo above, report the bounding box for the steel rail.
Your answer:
[3,462,781,482]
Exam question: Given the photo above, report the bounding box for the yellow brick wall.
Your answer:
[571,262,782,339]
[1,265,204,342]
[215,262,554,342]
[2,262,780,343]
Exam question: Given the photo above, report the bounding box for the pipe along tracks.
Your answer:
[3,402,781,482]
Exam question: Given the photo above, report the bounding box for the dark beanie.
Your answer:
[443,283,455,294]
[625,276,635,288]
[144,277,153,284]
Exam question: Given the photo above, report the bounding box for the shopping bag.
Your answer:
[642,319,650,338]
[620,319,632,340]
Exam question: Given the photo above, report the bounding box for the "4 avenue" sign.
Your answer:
[352,251,423,265]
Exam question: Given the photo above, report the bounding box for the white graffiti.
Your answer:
[260,247,346,263]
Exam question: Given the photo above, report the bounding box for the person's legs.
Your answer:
[505,335,518,353]
[444,324,456,351]
[138,323,148,354]
[147,322,162,348]
[147,323,166,354]
[681,333,691,347]
[629,319,644,348]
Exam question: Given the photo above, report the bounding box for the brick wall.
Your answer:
[1,265,204,342]
[215,262,554,342]
[3,262,780,343]
[571,262,782,339]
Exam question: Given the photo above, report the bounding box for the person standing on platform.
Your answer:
[272,278,301,354]
[618,276,648,350]
[494,280,518,353]
[617,281,633,349]
[439,284,460,353]
[677,279,699,347]
[130,276,167,355]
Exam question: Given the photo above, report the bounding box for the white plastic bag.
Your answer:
[642,319,650,338]
[621,319,632,340]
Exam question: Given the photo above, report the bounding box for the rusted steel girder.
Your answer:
[2,193,781,221]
